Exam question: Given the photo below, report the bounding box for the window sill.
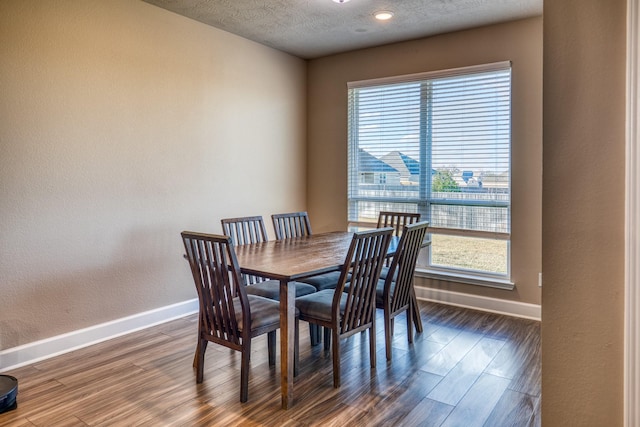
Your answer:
[415,268,515,290]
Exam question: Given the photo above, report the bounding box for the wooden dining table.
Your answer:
[234,230,422,409]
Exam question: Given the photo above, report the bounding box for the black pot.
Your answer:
[0,375,18,414]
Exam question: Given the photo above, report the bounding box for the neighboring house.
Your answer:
[357,149,400,185]
[474,170,509,193]
[446,169,510,193]
[360,149,443,187]
[380,151,420,184]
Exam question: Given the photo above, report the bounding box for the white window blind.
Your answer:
[347,62,511,277]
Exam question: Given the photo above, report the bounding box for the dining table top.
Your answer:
[233,230,399,282]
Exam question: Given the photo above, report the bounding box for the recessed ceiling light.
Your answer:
[333,0,350,3]
[374,11,394,20]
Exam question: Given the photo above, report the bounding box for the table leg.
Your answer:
[411,289,423,333]
[280,279,295,409]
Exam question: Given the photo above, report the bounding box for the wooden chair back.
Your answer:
[384,221,430,314]
[377,211,421,267]
[272,211,313,240]
[221,216,269,285]
[221,215,268,246]
[376,211,421,237]
[334,227,393,335]
[181,231,248,351]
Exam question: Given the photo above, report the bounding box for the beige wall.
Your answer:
[542,0,626,424]
[307,18,543,305]
[0,0,307,350]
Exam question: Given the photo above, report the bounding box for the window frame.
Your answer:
[347,61,512,283]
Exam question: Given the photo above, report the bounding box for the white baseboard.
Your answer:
[0,299,199,372]
[415,286,541,321]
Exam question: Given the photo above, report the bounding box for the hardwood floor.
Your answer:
[0,301,540,426]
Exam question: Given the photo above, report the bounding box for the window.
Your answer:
[347,62,511,279]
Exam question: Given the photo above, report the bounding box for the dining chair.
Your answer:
[181,231,299,403]
[376,221,430,361]
[271,211,312,240]
[376,212,427,335]
[221,215,316,300]
[295,227,393,388]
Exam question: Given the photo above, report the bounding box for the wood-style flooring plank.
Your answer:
[427,336,505,406]
[354,370,443,426]
[484,320,539,382]
[483,388,539,427]
[0,416,36,427]
[400,397,455,427]
[440,373,511,427]
[420,330,483,376]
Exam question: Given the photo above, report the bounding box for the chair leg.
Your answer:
[268,331,276,366]
[309,324,318,346]
[193,343,199,368]
[193,319,203,367]
[385,310,393,361]
[369,324,376,369]
[412,293,424,333]
[240,342,251,403]
[324,327,331,351]
[294,319,300,377]
[315,325,323,344]
[195,338,207,383]
[332,329,340,388]
[406,307,414,344]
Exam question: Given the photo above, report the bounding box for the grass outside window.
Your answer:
[426,234,508,275]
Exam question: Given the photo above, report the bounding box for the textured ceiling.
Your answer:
[143,0,542,59]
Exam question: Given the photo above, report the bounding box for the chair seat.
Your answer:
[245,280,317,300]
[378,266,398,281]
[299,271,350,291]
[374,279,396,306]
[233,295,298,332]
[344,279,395,306]
[295,289,349,323]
